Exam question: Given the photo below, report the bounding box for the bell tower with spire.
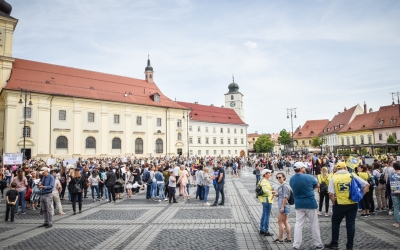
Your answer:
[224,75,244,121]
[144,55,154,83]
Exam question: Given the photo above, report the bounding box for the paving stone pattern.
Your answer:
[147,229,238,250]
[173,208,233,219]
[0,168,399,250]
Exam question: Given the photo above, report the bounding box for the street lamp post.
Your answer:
[287,108,297,153]
[183,109,191,158]
[391,91,400,116]
[18,89,33,160]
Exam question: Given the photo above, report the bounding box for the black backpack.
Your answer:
[379,172,386,185]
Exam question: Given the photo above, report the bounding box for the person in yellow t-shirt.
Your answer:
[317,167,330,216]
[357,165,371,217]
[258,169,274,237]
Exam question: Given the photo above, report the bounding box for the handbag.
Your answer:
[24,186,32,201]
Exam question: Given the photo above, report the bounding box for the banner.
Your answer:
[3,153,23,165]
[47,158,56,166]
[346,156,361,170]
[63,158,78,166]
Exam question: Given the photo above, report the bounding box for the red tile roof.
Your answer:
[369,104,400,129]
[340,112,378,132]
[248,133,260,137]
[177,102,246,125]
[320,105,358,135]
[4,58,186,109]
[293,119,330,139]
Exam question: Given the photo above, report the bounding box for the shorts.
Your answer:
[279,207,290,215]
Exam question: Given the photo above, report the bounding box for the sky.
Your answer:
[9,0,400,134]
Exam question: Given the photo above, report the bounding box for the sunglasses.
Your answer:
[276,176,282,179]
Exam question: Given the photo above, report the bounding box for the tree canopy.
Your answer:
[387,134,396,143]
[277,129,291,146]
[254,134,275,153]
[311,136,323,148]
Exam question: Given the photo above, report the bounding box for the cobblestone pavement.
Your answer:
[0,169,399,250]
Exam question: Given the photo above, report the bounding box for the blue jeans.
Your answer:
[214,182,225,205]
[91,185,100,199]
[330,203,358,249]
[151,182,157,198]
[213,182,217,191]
[392,196,400,223]
[6,176,11,186]
[186,183,190,195]
[104,185,109,199]
[196,185,204,199]
[146,184,151,199]
[204,186,210,203]
[14,189,27,213]
[157,182,165,199]
[260,202,272,232]
[256,175,260,186]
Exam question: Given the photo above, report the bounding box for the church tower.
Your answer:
[144,55,154,84]
[0,0,17,92]
[224,76,244,121]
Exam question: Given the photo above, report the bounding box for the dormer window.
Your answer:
[150,93,160,102]
[298,132,302,136]
[339,124,343,128]
[323,129,326,133]
[310,131,314,136]
[378,119,384,126]
[391,117,397,124]
[327,128,331,132]
[334,126,337,130]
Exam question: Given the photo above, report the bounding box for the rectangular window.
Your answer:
[23,107,32,119]
[227,128,230,133]
[220,128,223,133]
[228,150,231,155]
[220,138,224,144]
[88,112,95,122]
[393,133,397,140]
[352,137,356,145]
[235,150,237,154]
[197,126,200,132]
[206,137,209,144]
[213,127,216,133]
[241,138,244,144]
[157,118,162,126]
[189,137,193,144]
[190,150,193,155]
[22,126,31,137]
[114,114,120,124]
[228,138,231,144]
[234,138,237,144]
[198,137,201,144]
[205,127,208,133]
[341,138,344,145]
[361,136,364,144]
[347,137,350,145]
[221,150,224,155]
[59,110,66,121]
[198,150,201,156]
[368,135,372,144]
[206,150,209,155]
[234,128,237,134]
[302,141,305,145]
[214,150,217,155]
[189,126,193,132]
[378,134,382,140]
[177,119,182,127]
[136,116,142,125]
[241,129,243,134]
[213,137,217,144]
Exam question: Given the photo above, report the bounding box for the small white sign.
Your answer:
[121,157,127,163]
[397,156,400,162]
[3,153,23,165]
[47,158,56,166]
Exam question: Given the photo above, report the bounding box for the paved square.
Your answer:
[172,208,233,219]
[78,209,148,221]
[147,229,238,250]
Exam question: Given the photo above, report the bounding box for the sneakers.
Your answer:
[393,223,399,228]
[205,202,210,206]
[324,243,338,249]
[324,213,329,217]
[164,198,168,201]
[20,212,26,215]
[361,214,368,217]
[317,211,322,216]
[93,199,96,202]
[389,211,394,215]
[264,232,274,236]
[316,246,325,250]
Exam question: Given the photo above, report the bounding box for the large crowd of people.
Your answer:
[0,153,399,250]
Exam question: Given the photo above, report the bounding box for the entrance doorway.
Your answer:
[21,148,31,160]
[177,148,182,156]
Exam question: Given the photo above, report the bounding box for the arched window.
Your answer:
[86,137,96,148]
[135,138,143,154]
[56,136,68,149]
[112,138,121,149]
[178,133,182,140]
[231,95,234,100]
[156,138,163,153]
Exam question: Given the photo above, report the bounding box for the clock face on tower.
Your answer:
[230,101,235,107]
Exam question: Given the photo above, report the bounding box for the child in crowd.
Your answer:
[5,182,19,222]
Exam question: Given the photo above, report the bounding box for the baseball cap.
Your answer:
[39,167,49,174]
[336,162,347,169]
[293,162,306,171]
[260,169,272,176]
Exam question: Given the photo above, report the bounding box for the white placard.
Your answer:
[63,158,78,166]
[3,153,23,165]
[121,157,127,163]
[397,156,400,162]
[365,158,375,165]
[47,158,56,165]
[120,167,126,174]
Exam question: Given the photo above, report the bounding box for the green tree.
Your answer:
[254,134,275,153]
[311,136,323,148]
[277,129,291,148]
[387,134,396,143]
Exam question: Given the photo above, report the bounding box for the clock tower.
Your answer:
[224,76,244,121]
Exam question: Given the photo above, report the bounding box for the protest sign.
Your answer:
[3,153,23,165]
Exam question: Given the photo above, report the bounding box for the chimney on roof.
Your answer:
[344,107,347,111]
[194,102,198,104]
[369,108,373,113]
[210,104,214,106]
[255,131,258,134]
[221,105,224,108]
[364,102,367,114]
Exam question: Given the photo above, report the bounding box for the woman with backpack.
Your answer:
[373,163,387,211]
[317,167,330,217]
[88,170,102,202]
[69,169,85,215]
[273,172,291,243]
[98,167,108,200]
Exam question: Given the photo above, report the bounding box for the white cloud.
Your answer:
[244,41,257,49]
